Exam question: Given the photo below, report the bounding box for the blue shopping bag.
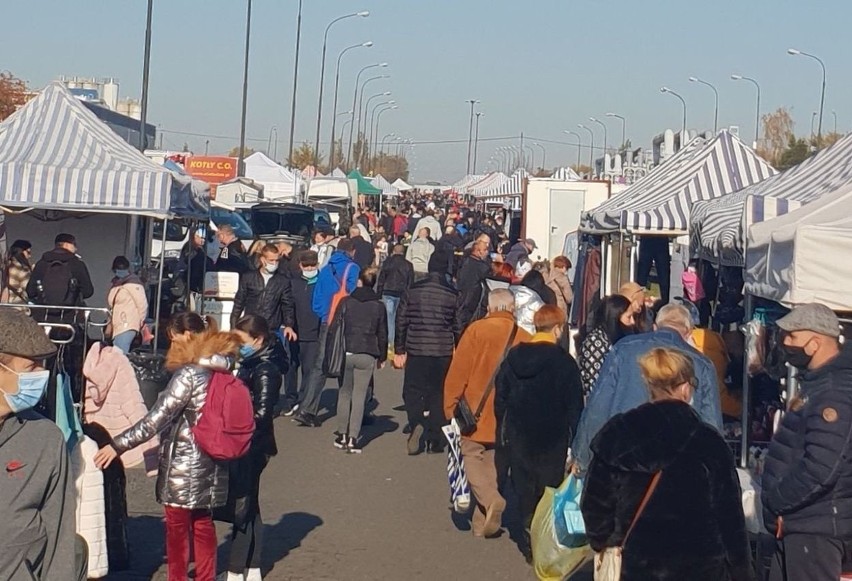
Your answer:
[553,474,587,547]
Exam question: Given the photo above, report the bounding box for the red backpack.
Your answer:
[192,370,255,461]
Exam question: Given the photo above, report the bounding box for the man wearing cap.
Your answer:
[762,303,852,581]
[0,309,86,580]
[505,238,537,270]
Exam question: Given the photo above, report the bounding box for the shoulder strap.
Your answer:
[474,325,519,418]
[622,471,662,548]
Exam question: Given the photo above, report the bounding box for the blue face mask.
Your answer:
[0,363,50,413]
[114,269,130,279]
[239,344,258,359]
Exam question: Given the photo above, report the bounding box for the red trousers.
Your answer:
[164,506,217,581]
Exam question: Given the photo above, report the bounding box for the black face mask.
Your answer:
[784,344,813,370]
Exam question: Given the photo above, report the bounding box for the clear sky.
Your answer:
[3,0,851,183]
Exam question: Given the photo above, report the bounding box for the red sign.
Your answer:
[185,156,238,196]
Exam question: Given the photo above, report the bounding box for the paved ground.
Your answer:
[105,367,579,580]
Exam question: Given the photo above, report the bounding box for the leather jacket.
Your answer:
[231,270,295,331]
[114,356,231,510]
[236,340,285,457]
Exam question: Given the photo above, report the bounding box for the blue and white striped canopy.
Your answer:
[551,167,581,180]
[0,82,181,217]
[581,131,775,234]
[691,132,852,266]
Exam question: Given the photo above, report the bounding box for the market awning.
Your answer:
[551,167,581,180]
[581,131,775,234]
[691,132,852,266]
[468,172,510,196]
[347,169,381,195]
[392,177,412,191]
[244,152,301,201]
[371,174,398,195]
[0,82,204,218]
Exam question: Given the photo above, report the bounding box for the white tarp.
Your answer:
[244,152,300,201]
[392,177,413,191]
[746,183,852,310]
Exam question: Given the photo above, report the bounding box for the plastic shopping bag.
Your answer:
[442,420,471,513]
[553,474,588,547]
[531,485,593,581]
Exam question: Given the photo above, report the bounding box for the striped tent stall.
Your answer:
[580,131,774,234]
[691,132,852,266]
[469,172,510,197]
[0,82,196,218]
[371,174,399,196]
[551,166,581,181]
[450,174,484,193]
[474,169,526,209]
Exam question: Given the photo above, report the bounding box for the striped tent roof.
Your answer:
[691,132,852,266]
[551,166,582,181]
[469,172,510,196]
[0,82,191,218]
[581,130,775,234]
[371,174,398,195]
[451,174,484,192]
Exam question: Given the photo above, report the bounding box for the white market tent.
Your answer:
[692,133,852,266]
[244,152,301,201]
[331,167,347,179]
[392,177,412,191]
[469,172,510,196]
[451,174,484,193]
[746,182,852,311]
[581,131,775,234]
[371,174,398,196]
[0,82,207,218]
[551,166,581,180]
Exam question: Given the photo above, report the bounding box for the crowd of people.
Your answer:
[4,193,852,581]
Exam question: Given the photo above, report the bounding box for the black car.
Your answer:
[250,203,315,249]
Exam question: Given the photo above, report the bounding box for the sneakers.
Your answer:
[293,412,321,427]
[216,573,244,581]
[346,436,362,454]
[283,403,300,417]
[483,498,507,538]
[245,568,262,581]
[333,433,347,450]
[407,424,425,455]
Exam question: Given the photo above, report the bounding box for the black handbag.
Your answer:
[453,325,518,436]
[322,299,348,379]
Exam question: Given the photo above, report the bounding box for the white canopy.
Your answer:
[371,174,398,195]
[551,167,581,180]
[746,183,852,310]
[244,152,300,201]
[392,177,412,191]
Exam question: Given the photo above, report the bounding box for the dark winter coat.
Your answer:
[236,339,285,458]
[27,247,95,306]
[376,254,414,297]
[289,275,321,342]
[215,240,251,274]
[231,270,295,331]
[582,400,752,581]
[351,236,375,270]
[341,287,388,361]
[762,343,852,539]
[456,255,491,292]
[505,241,531,268]
[395,273,460,357]
[495,340,584,454]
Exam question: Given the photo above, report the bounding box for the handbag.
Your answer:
[453,324,518,437]
[594,471,662,581]
[322,298,348,379]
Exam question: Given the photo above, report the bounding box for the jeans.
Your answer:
[298,325,329,416]
[164,506,217,581]
[381,294,401,347]
[112,330,137,354]
[337,353,377,440]
[402,355,452,446]
[769,534,852,581]
[636,236,671,304]
[283,339,300,407]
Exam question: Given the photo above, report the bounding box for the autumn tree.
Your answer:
[0,71,29,121]
[369,153,409,182]
[288,142,319,170]
[756,107,794,166]
[777,136,810,171]
[228,146,256,158]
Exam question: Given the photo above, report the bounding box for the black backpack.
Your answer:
[36,260,79,306]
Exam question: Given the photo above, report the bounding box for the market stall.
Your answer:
[244,151,301,202]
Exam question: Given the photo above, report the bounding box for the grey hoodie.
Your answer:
[0,410,76,580]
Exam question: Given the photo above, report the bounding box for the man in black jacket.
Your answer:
[231,244,296,345]
[456,241,492,331]
[376,244,414,349]
[349,226,375,270]
[394,250,461,455]
[28,233,95,308]
[762,303,852,581]
[215,224,251,274]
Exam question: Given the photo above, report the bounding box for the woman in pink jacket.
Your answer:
[107,256,149,353]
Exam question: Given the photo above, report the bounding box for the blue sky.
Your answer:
[4,0,851,182]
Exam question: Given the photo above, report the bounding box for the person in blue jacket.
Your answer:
[762,303,852,581]
[294,239,360,427]
[572,303,722,474]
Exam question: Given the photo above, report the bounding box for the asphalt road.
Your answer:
[105,366,551,580]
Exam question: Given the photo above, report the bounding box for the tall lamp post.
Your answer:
[286,0,303,167]
[367,100,394,170]
[267,125,278,159]
[606,112,626,149]
[312,11,369,165]
[660,87,688,137]
[688,76,719,134]
[237,0,253,176]
[465,99,479,174]
[788,48,827,147]
[348,64,387,167]
[731,74,761,147]
[473,112,484,174]
[361,94,391,167]
[373,105,398,173]
[380,133,395,156]
[328,41,372,169]
[353,79,389,165]
[578,124,595,174]
[563,130,582,170]
[139,0,154,151]
[534,142,546,172]
[589,117,608,156]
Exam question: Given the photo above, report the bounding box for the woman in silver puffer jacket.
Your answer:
[95,312,239,581]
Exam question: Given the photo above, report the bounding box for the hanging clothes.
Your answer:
[636,236,672,304]
[71,436,109,578]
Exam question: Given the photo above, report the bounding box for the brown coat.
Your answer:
[444,311,532,444]
[546,269,574,315]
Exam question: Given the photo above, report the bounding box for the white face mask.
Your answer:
[264,263,279,274]
[302,269,318,279]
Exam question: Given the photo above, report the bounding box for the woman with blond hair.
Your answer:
[581,347,751,581]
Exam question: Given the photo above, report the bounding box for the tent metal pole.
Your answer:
[629,236,637,283]
[600,237,609,298]
[153,218,168,352]
[739,291,753,468]
[616,231,624,289]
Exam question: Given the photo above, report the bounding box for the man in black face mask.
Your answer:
[762,303,852,581]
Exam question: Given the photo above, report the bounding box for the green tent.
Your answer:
[347,169,382,195]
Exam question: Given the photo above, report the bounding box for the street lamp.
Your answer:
[373,105,398,172]
[788,48,827,146]
[606,113,626,149]
[367,100,395,170]
[348,64,388,168]
[267,125,278,160]
[237,0,253,175]
[139,0,154,151]
[833,110,838,134]
[524,145,535,171]
[380,133,395,156]
[589,117,608,157]
[563,130,582,169]
[660,87,688,136]
[286,0,303,168]
[312,10,369,165]
[731,74,761,147]
[811,111,818,138]
[534,142,546,172]
[329,41,372,169]
[578,124,595,173]
[465,99,480,174]
[688,76,719,134]
[361,94,392,167]
[353,78,389,165]
[473,112,484,174]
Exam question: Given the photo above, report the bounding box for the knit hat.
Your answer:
[428,250,451,275]
[0,308,57,359]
